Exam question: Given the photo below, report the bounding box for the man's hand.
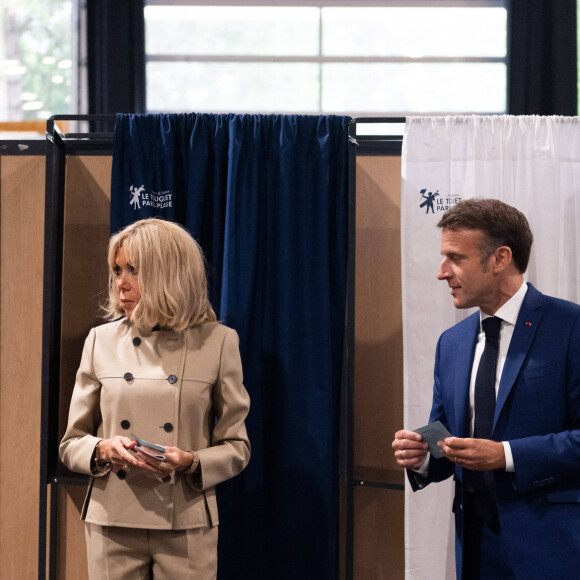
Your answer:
[438,437,506,471]
[392,430,429,470]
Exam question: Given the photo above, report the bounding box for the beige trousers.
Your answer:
[85,523,218,580]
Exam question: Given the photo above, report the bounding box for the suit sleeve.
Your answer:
[509,312,580,494]
[59,328,110,477]
[407,334,455,491]
[193,327,251,490]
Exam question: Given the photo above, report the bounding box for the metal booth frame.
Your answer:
[38,114,405,580]
[39,114,116,580]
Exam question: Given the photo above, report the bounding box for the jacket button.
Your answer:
[121,420,131,430]
[124,372,134,382]
[132,337,141,347]
[117,470,127,480]
[163,422,174,433]
[168,374,178,384]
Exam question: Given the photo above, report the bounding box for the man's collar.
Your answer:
[481,281,528,327]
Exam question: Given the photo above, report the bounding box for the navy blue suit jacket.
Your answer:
[410,284,580,579]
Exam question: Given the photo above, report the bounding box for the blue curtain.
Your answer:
[111,113,350,579]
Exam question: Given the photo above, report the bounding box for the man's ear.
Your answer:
[492,246,513,273]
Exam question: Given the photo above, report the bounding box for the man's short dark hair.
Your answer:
[437,198,534,273]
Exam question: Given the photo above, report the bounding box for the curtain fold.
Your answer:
[111,112,350,579]
[402,115,580,579]
[509,0,577,115]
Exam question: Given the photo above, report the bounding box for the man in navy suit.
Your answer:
[392,199,580,580]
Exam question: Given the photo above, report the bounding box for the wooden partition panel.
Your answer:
[354,154,404,579]
[56,485,90,580]
[0,155,46,579]
[58,156,112,454]
[0,152,111,579]
[56,155,112,580]
[354,486,404,579]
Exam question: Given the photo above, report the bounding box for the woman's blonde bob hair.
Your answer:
[104,218,216,331]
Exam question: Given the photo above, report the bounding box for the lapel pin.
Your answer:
[525,321,532,326]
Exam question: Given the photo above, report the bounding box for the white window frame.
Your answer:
[145,0,507,116]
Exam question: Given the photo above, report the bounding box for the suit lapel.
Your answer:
[494,284,543,429]
[454,313,479,438]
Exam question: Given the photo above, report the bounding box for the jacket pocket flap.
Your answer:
[182,375,215,385]
[545,489,580,504]
[523,362,554,380]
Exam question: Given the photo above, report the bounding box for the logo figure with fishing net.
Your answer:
[419,188,439,214]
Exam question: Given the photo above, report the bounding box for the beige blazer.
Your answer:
[59,319,251,530]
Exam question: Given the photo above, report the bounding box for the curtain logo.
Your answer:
[418,188,462,214]
[129,184,173,210]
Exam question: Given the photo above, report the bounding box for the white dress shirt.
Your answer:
[415,281,528,475]
[472,280,528,472]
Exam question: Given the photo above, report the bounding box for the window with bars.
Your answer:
[0,1,75,122]
[145,1,508,116]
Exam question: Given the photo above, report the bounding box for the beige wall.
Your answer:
[0,150,404,579]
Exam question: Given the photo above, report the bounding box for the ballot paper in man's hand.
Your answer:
[413,421,451,459]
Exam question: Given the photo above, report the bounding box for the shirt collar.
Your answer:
[480,281,528,328]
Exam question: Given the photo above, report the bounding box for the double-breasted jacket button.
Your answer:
[120,420,131,430]
[132,337,141,347]
[168,374,178,384]
[116,470,127,480]
[124,372,134,382]
[163,422,174,433]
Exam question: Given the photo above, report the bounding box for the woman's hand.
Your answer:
[97,436,144,470]
[135,445,195,478]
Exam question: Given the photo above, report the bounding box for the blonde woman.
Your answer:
[60,218,251,580]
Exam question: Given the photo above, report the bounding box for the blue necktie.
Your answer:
[469,315,502,531]
[474,316,502,440]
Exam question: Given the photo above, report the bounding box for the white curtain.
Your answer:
[401,115,580,580]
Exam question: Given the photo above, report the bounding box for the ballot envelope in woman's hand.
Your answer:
[130,432,166,460]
